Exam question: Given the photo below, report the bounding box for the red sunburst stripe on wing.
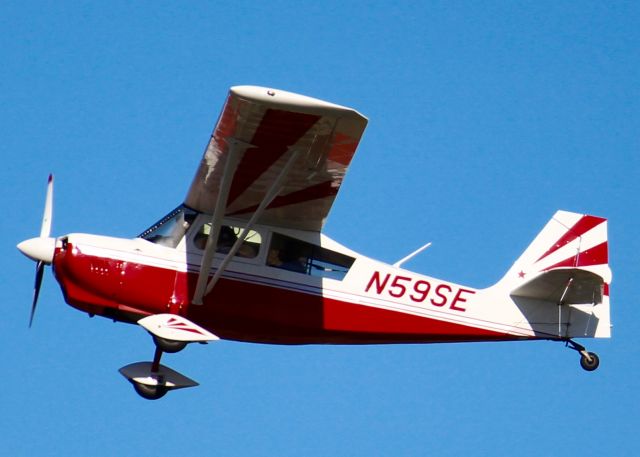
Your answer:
[229,181,338,216]
[167,322,190,329]
[327,132,359,166]
[167,322,205,334]
[212,95,238,144]
[542,241,608,271]
[173,327,206,335]
[226,109,321,206]
[537,215,606,262]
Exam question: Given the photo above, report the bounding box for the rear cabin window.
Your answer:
[267,233,355,280]
[193,223,262,258]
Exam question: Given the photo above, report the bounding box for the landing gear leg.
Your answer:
[151,346,163,373]
[120,314,214,399]
[565,339,600,372]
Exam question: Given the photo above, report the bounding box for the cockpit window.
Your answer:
[139,205,197,248]
[193,223,262,258]
[267,233,354,280]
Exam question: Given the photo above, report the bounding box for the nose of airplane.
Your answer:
[17,237,56,264]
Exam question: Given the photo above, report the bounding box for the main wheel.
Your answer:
[580,352,600,371]
[153,335,188,353]
[133,382,169,400]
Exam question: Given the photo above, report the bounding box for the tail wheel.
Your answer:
[580,352,600,371]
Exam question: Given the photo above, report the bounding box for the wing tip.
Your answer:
[230,85,367,121]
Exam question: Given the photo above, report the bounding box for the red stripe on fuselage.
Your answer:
[323,300,508,341]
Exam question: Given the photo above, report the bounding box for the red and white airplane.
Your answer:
[18,86,612,400]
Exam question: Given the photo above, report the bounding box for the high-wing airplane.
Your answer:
[17,86,611,400]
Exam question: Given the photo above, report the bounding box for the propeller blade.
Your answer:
[29,260,45,328]
[21,174,55,328]
[40,174,53,238]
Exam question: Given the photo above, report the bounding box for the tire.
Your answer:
[153,335,188,353]
[133,381,169,400]
[580,352,600,371]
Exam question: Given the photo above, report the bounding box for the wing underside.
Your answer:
[184,86,368,231]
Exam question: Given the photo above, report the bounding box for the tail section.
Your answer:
[496,211,611,338]
[501,211,611,285]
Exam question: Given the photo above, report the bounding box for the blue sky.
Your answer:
[2,1,638,455]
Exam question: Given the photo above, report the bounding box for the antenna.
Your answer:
[393,242,432,268]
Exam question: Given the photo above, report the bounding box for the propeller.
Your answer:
[30,261,45,327]
[17,174,56,327]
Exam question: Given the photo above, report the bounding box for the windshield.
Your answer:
[139,205,198,248]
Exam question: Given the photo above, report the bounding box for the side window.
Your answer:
[308,245,356,280]
[267,233,354,280]
[193,224,261,258]
[267,234,312,274]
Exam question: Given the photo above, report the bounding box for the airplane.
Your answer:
[17,86,612,400]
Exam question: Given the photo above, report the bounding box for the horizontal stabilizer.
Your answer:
[511,268,604,305]
[138,314,219,342]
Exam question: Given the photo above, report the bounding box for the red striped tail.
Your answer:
[499,211,611,288]
[496,211,612,338]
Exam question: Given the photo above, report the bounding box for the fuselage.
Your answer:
[49,207,563,345]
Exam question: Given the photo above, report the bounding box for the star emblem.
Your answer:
[518,270,526,279]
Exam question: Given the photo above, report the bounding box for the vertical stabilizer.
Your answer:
[499,211,611,287]
[495,211,611,338]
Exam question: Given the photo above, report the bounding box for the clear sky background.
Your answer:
[2,1,638,456]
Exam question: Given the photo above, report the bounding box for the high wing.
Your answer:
[184,86,368,231]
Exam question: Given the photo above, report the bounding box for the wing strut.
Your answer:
[193,148,301,305]
[192,139,246,305]
[203,148,301,297]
